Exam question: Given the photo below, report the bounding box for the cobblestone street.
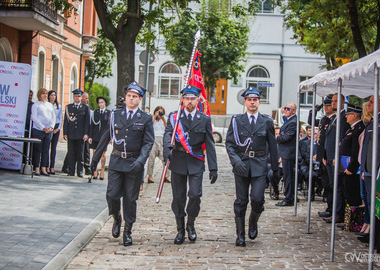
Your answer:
[67,146,379,269]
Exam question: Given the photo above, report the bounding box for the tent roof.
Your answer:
[299,49,380,98]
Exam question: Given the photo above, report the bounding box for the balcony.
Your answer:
[0,0,59,32]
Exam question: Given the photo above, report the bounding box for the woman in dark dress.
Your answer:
[89,97,110,179]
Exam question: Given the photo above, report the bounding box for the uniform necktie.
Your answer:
[188,113,192,125]
[127,110,133,124]
[251,115,255,131]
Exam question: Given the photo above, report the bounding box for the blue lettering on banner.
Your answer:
[0,84,17,108]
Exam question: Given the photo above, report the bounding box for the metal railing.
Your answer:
[0,0,57,22]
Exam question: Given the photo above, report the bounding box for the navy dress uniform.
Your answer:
[63,89,90,177]
[163,85,218,245]
[89,97,110,149]
[339,104,364,207]
[324,108,350,222]
[225,87,279,246]
[91,81,154,246]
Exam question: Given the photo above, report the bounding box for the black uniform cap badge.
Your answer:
[137,112,141,117]
[121,110,125,115]
[197,114,200,119]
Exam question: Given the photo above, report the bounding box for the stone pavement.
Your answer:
[67,146,379,269]
[0,141,110,270]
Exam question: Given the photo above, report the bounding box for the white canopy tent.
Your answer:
[296,49,380,269]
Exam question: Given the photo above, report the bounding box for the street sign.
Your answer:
[139,50,155,65]
[237,89,245,105]
[258,82,274,87]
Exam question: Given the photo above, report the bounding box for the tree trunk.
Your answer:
[348,0,367,58]
[115,32,137,99]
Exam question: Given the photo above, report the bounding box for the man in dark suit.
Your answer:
[163,85,218,245]
[91,81,154,246]
[63,89,90,177]
[225,86,279,246]
[323,93,350,223]
[276,102,297,206]
[339,104,364,207]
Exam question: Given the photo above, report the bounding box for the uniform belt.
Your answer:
[112,149,140,158]
[240,150,266,158]
[173,145,202,153]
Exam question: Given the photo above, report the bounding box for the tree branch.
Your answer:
[92,0,116,43]
[374,0,380,51]
[348,0,367,58]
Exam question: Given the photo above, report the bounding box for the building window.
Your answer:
[300,76,313,106]
[246,66,270,103]
[70,66,78,103]
[254,0,273,14]
[158,63,182,98]
[38,51,45,89]
[0,38,12,62]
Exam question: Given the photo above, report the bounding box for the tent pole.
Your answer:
[368,63,379,270]
[307,85,317,233]
[330,78,342,261]
[294,90,301,216]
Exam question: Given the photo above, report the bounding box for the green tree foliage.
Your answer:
[85,29,115,92]
[163,0,251,89]
[85,82,111,110]
[275,0,380,69]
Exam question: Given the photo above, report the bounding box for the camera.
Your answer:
[158,111,164,116]
[315,104,323,112]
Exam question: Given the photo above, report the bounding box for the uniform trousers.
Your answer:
[234,174,266,217]
[326,160,345,218]
[106,169,143,224]
[283,159,295,203]
[171,172,203,218]
[364,175,374,224]
[68,139,84,175]
[83,141,91,173]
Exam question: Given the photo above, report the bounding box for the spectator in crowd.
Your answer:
[276,102,297,206]
[146,106,170,184]
[23,90,34,164]
[339,104,364,208]
[323,94,350,224]
[63,89,90,177]
[358,95,380,243]
[89,97,110,180]
[299,125,318,201]
[82,92,92,175]
[31,88,55,176]
[47,90,62,175]
[357,101,372,236]
[268,126,282,200]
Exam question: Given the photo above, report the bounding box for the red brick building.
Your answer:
[0,0,97,107]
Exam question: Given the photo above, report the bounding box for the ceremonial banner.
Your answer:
[188,49,210,116]
[0,61,32,170]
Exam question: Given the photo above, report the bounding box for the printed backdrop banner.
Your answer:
[0,61,32,170]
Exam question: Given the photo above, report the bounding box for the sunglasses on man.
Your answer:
[284,107,292,111]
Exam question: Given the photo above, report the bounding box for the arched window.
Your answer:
[37,51,45,89]
[246,65,270,103]
[158,63,182,98]
[70,65,78,103]
[0,38,12,62]
[254,0,273,14]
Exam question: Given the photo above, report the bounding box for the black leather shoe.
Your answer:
[67,173,75,176]
[235,217,246,247]
[123,222,133,246]
[186,216,197,242]
[324,217,344,223]
[318,211,332,218]
[355,232,369,236]
[358,235,369,243]
[77,173,84,178]
[270,193,279,200]
[85,170,91,176]
[41,172,50,177]
[112,213,122,238]
[248,210,261,240]
[174,217,185,244]
[275,200,293,207]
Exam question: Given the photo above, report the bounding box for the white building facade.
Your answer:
[97,2,325,121]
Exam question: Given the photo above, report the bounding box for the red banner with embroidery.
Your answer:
[188,49,210,116]
[171,113,205,162]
